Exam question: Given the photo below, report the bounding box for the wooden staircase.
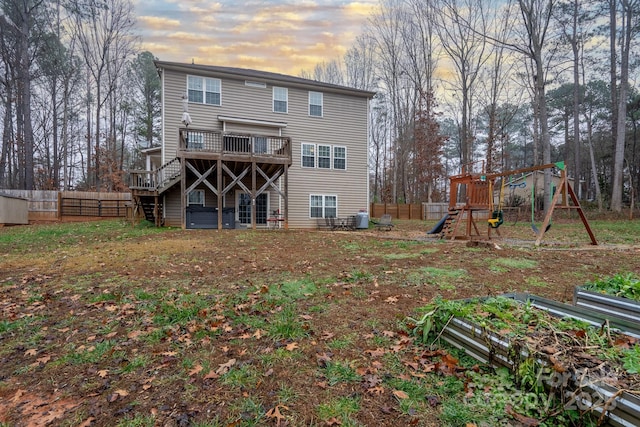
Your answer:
[134,195,163,225]
[130,158,181,226]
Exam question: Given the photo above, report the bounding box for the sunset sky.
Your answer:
[133,0,377,76]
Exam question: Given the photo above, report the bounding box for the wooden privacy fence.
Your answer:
[59,197,130,217]
[370,203,423,220]
[0,190,131,220]
[59,191,131,218]
[370,203,450,221]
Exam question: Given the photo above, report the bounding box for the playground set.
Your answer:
[430,161,598,246]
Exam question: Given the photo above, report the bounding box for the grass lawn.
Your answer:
[1,217,639,426]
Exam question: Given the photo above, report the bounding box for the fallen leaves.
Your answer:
[392,389,409,399]
[385,296,399,304]
[265,404,289,425]
[215,358,236,375]
[30,354,51,367]
[365,348,386,358]
[107,389,129,403]
[188,364,203,376]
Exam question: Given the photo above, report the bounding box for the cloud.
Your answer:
[167,32,214,43]
[137,15,180,30]
[136,0,374,75]
[343,1,377,18]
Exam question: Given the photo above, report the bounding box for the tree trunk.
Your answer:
[572,0,581,198]
[611,0,634,212]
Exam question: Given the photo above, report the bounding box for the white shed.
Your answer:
[0,193,29,225]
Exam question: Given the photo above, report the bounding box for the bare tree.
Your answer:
[71,0,137,190]
[344,34,377,91]
[513,0,558,212]
[369,0,411,202]
[0,0,46,190]
[477,0,519,174]
[611,0,640,212]
[436,0,490,175]
[299,60,345,85]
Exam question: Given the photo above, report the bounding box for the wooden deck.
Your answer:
[178,128,291,164]
[129,129,292,192]
[128,128,292,229]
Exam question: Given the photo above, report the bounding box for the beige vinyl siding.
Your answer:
[224,123,280,135]
[160,64,370,229]
[163,188,181,227]
[285,91,369,228]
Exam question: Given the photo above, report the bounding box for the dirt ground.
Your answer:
[1,219,639,426]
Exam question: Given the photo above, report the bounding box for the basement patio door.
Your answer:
[237,192,268,226]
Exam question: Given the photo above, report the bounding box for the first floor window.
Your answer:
[254,136,267,154]
[310,195,337,218]
[188,189,205,206]
[187,131,203,149]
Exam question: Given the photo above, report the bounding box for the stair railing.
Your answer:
[156,158,181,192]
[129,158,181,192]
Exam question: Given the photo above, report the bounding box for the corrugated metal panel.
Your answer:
[440,295,640,427]
[574,288,640,326]
[508,293,640,338]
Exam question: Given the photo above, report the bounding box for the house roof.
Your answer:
[155,60,377,99]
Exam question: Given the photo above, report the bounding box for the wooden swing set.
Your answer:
[442,161,597,246]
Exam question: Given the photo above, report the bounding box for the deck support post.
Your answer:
[251,161,257,229]
[180,157,186,229]
[217,159,222,230]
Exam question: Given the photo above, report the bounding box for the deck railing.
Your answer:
[129,129,291,192]
[129,158,181,192]
[179,128,291,159]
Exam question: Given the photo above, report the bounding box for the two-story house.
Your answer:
[129,61,375,229]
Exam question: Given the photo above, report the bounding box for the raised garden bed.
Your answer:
[424,295,640,427]
[574,274,640,326]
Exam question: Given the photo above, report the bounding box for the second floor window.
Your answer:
[302,143,315,167]
[318,145,331,169]
[309,91,323,117]
[188,76,221,106]
[333,146,346,170]
[301,143,347,170]
[273,87,288,113]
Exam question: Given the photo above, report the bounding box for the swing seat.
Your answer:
[488,210,503,228]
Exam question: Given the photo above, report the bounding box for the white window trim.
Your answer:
[273,86,288,113]
[309,194,338,219]
[187,189,205,206]
[318,144,331,169]
[301,143,316,168]
[235,190,270,225]
[187,75,221,106]
[333,145,347,170]
[300,143,347,170]
[309,91,323,117]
